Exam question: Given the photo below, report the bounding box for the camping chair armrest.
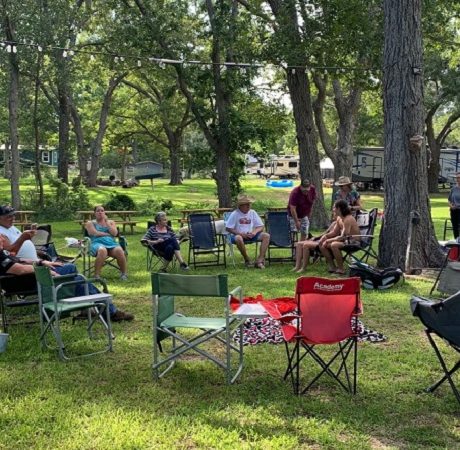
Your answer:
[52,274,78,284]
[55,279,91,295]
[87,277,109,293]
[229,286,243,303]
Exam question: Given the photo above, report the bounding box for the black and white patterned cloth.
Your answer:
[232,317,387,346]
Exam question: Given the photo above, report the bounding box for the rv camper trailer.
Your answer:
[352,146,460,189]
[268,155,299,178]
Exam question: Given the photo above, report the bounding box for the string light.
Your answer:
[0,39,379,74]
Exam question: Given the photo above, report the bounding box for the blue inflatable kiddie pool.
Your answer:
[266,179,294,188]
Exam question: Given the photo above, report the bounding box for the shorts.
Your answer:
[90,242,120,257]
[230,231,262,244]
[288,215,310,236]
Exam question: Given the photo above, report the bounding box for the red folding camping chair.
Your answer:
[283,276,362,395]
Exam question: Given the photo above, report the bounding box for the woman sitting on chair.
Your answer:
[85,205,128,280]
[142,212,189,272]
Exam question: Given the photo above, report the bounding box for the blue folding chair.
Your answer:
[187,213,226,268]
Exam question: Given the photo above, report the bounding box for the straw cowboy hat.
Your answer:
[335,176,353,186]
[237,194,253,206]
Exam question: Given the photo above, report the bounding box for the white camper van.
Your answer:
[352,146,460,189]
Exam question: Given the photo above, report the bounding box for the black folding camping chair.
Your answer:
[411,293,460,405]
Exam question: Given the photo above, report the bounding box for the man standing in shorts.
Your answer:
[287,179,317,241]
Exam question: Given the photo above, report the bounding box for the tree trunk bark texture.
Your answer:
[168,131,182,185]
[286,70,330,229]
[57,81,70,184]
[8,52,20,208]
[425,116,440,193]
[381,0,443,269]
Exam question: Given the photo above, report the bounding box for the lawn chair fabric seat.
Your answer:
[34,265,113,361]
[151,273,243,384]
[187,213,226,268]
[283,276,362,395]
[342,208,379,264]
[265,211,296,264]
[411,293,460,404]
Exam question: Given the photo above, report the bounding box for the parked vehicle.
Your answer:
[352,146,460,189]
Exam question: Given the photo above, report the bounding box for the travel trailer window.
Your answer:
[42,151,50,163]
[289,162,298,168]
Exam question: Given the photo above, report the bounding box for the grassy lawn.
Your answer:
[0,178,459,449]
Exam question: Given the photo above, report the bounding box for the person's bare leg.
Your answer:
[257,232,270,262]
[234,236,250,263]
[95,247,108,277]
[330,242,345,273]
[109,246,127,274]
[292,242,304,271]
[174,249,185,264]
[320,244,336,272]
[297,246,312,273]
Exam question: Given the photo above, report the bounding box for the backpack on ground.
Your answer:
[349,261,404,290]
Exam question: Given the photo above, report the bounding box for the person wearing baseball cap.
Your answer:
[0,205,39,260]
[332,176,363,213]
[225,194,270,269]
[287,178,317,241]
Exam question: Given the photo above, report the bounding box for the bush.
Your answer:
[21,176,90,221]
[104,192,137,211]
[138,197,174,216]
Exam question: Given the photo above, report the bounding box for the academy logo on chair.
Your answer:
[313,282,345,292]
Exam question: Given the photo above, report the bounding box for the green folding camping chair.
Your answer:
[34,265,113,361]
[151,273,244,384]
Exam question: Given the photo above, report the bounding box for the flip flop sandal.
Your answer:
[254,261,265,269]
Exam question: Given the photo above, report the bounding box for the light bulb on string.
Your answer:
[38,45,43,52]
[137,59,142,67]
[120,56,125,62]
[62,50,68,58]
[69,50,74,56]
[114,56,119,63]
[12,46,17,53]
[90,54,95,61]
[6,45,11,53]
[291,68,296,74]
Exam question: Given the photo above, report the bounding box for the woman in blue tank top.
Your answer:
[85,205,128,280]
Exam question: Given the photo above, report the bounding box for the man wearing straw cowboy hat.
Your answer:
[332,176,363,213]
[225,194,270,269]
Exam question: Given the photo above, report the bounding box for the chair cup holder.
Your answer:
[0,333,9,353]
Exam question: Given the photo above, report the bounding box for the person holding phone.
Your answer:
[0,205,38,260]
[287,179,317,241]
[141,211,189,272]
[85,205,128,280]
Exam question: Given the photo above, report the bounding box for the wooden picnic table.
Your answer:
[76,210,137,234]
[14,210,36,231]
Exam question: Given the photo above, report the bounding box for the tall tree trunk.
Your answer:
[33,54,44,207]
[425,112,440,193]
[3,140,10,179]
[285,67,329,229]
[168,131,182,185]
[87,73,127,187]
[56,57,70,183]
[380,0,443,269]
[3,10,21,208]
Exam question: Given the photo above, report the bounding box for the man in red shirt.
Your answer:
[287,179,317,241]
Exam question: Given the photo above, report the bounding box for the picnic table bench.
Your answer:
[75,210,138,234]
[14,211,36,231]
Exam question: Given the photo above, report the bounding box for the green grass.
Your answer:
[0,178,459,449]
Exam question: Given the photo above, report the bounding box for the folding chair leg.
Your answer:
[425,331,460,404]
